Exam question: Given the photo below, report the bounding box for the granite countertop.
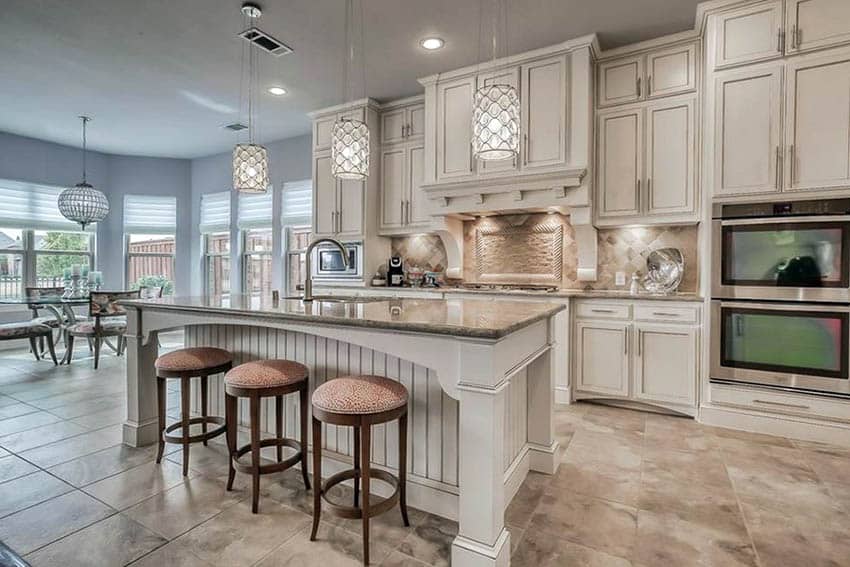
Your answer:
[122,295,566,340]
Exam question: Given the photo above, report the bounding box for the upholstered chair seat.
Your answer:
[312,375,409,415]
[67,319,126,335]
[224,360,308,389]
[0,321,52,338]
[155,347,233,373]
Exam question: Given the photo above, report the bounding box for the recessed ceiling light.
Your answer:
[420,37,445,51]
[267,86,287,96]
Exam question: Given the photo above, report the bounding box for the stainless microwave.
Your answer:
[311,241,363,280]
[711,200,850,303]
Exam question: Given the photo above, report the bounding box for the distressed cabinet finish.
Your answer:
[786,0,850,54]
[597,107,643,219]
[713,1,785,69]
[645,97,696,215]
[381,102,425,146]
[435,76,476,182]
[573,300,701,415]
[522,56,569,170]
[598,41,697,107]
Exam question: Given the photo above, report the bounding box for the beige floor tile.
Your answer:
[0,420,88,453]
[127,541,210,567]
[379,550,431,567]
[0,490,114,555]
[19,424,122,468]
[175,500,311,567]
[512,528,633,567]
[505,471,549,528]
[83,460,194,510]
[643,413,717,453]
[581,403,647,433]
[641,445,731,489]
[24,513,166,567]
[47,443,162,487]
[69,405,126,430]
[803,450,850,486]
[0,394,24,408]
[551,460,641,507]
[637,476,746,535]
[123,475,244,539]
[0,454,39,483]
[45,395,124,420]
[634,509,757,567]
[256,523,393,566]
[530,489,637,560]
[0,410,63,436]
[744,513,850,567]
[0,470,73,518]
[0,402,39,420]
[562,429,643,470]
[395,513,457,567]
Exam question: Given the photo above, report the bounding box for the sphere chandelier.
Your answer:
[58,116,109,230]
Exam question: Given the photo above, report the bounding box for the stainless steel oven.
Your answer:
[311,241,363,280]
[712,199,850,302]
[711,300,850,397]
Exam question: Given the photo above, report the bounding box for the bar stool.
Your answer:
[154,347,232,476]
[224,359,311,513]
[310,375,410,565]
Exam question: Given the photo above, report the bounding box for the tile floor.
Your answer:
[0,336,848,566]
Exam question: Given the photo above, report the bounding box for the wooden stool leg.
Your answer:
[361,423,372,566]
[399,411,410,526]
[250,393,261,514]
[353,425,360,508]
[155,377,166,463]
[275,395,283,462]
[299,386,310,490]
[201,376,209,446]
[225,392,237,491]
[180,377,191,476]
[310,416,322,541]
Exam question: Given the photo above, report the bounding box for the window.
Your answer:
[281,180,312,296]
[0,179,98,299]
[124,195,177,295]
[238,191,273,305]
[200,192,231,297]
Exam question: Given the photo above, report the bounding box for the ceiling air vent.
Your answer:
[223,123,248,131]
[239,27,293,56]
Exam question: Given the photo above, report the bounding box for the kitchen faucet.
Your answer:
[303,237,349,302]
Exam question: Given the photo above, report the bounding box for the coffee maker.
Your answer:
[388,256,404,287]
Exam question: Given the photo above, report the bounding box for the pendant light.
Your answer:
[58,116,110,230]
[233,2,270,193]
[331,0,370,180]
[472,0,520,162]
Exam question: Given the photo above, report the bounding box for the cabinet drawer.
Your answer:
[634,304,699,324]
[575,302,631,320]
[711,384,850,423]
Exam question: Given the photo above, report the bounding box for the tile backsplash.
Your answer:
[390,213,699,292]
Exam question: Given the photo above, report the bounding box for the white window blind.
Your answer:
[199,192,231,233]
[0,178,93,231]
[237,191,272,229]
[281,179,312,225]
[124,195,177,234]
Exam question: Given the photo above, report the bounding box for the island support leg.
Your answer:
[123,309,160,447]
[527,346,560,475]
[452,382,510,567]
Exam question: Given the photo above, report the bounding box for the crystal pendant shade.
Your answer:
[58,182,110,230]
[233,143,270,193]
[331,118,370,180]
[472,83,520,161]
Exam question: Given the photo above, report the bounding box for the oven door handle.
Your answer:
[720,215,850,226]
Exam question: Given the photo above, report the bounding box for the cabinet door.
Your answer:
[522,56,567,170]
[380,147,406,230]
[787,0,850,54]
[713,66,783,197]
[407,144,430,227]
[313,154,337,236]
[313,116,336,153]
[381,108,407,145]
[337,178,364,237]
[407,104,426,139]
[477,67,521,175]
[645,97,696,216]
[633,323,697,406]
[598,55,644,107]
[785,50,850,192]
[575,321,630,397]
[436,77,475,181]
[647,43,697,99]
[714,1,784,69]
[597,107,643,219]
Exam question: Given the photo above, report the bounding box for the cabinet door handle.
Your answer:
[775,146,781,189]
[625,327,629,355]
[636,179,641,211]
[523,133,529,165]
[791,25,798,49]
[777,29,785,52]
[637,330,641,356]
[636,77,641,98]
[591,308,616,313]
[652,312,679,317]
[789,144,796,185]
[647,75,652,96]
[753,399,810,410]
[400,200,405,225]
[401,124,405,138]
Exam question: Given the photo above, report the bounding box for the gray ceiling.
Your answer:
[0,0,700,159]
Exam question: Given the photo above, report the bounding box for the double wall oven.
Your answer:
[711,199,850,397]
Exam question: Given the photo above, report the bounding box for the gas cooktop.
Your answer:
[457,283,560,293]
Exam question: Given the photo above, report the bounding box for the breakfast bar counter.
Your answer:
[120,294,566,566]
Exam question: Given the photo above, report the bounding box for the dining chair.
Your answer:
[66,290,141,369]
[24,286,68,353]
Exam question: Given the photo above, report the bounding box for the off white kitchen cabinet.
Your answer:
[713,64,784,197]
[575,320,630,397]
[313,115,336,153]
[337,177,365,238]
[381,102,424,146]
[597,107,642,219]
[598,42,697,107]
[632,323,697,407]
[379,143,429,233]
[435,76,476,182]
[713,1,784,69]
[477,67,521,176]
[598,55,644,107]
[786,0,850,54]
[645,97,696,215]
[522,56,568,170]
[406,145,429,226]
[784,49,850,192]
[312,153,365,238]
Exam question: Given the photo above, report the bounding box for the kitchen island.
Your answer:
[120,294,565,567]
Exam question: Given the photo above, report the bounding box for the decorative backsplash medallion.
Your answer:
[473,216,563,284]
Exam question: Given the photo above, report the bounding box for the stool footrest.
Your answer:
[233,438,304,475]
[320,468,400,520]
[164,416,226,444]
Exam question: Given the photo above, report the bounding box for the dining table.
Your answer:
[0,295,90,364]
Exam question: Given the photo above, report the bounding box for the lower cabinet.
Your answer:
[573,300,700,414]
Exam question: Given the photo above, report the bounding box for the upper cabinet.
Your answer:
[522,56,569,170]
[787,0,850,54]
[435,76,476,182]
[598,41,697,107]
